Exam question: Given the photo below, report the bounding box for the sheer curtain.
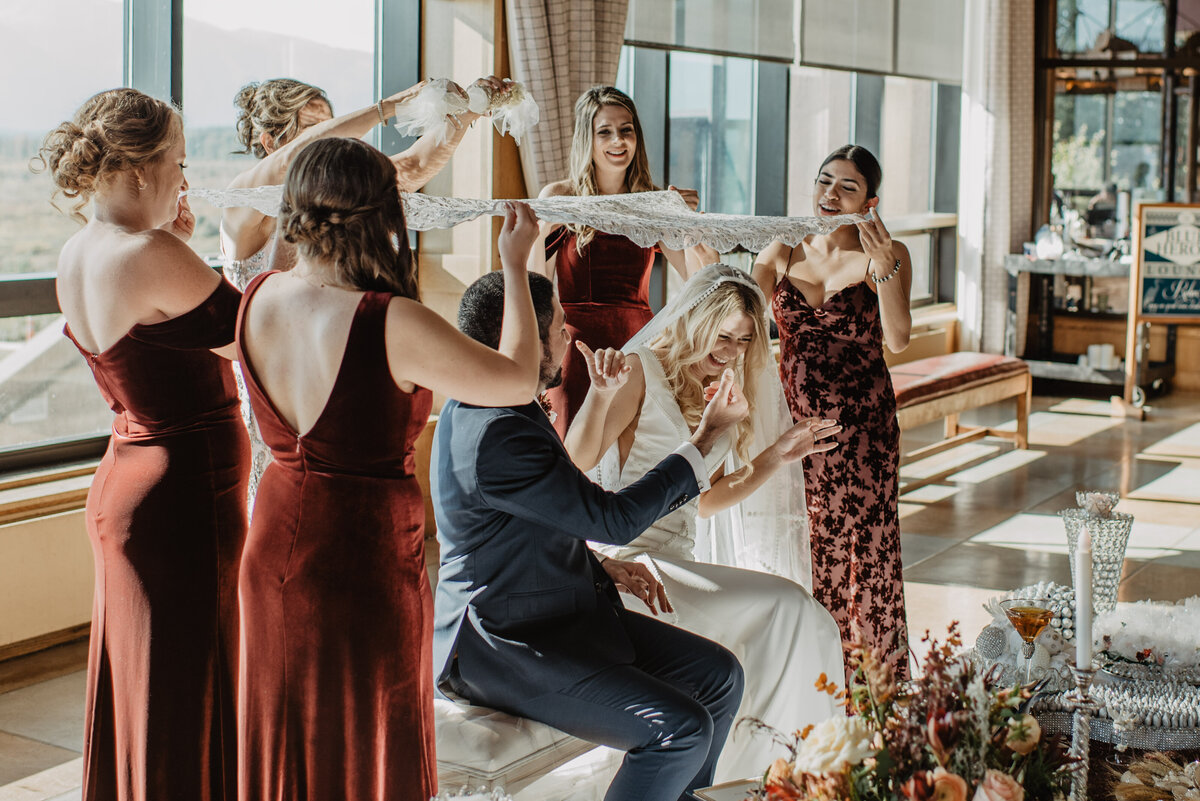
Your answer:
[957,0,1035,352]
[504,0,629,194]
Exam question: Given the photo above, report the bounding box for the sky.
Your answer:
[183,0,373,53]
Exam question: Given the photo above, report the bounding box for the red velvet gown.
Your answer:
[236,273,435,801]
[65,280,249,801]
[544,227,657,437]
[772,279,910,682]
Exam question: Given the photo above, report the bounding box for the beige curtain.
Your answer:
[504,0,630,194]
[956,0,1034,353]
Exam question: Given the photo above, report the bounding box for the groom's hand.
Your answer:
[577,342,631,394]
[601,558,672,615]
[691,368,748,457]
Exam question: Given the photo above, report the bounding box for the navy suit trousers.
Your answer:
[454,611,744,801]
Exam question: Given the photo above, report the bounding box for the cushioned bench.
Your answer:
[435,699,597,793]
[891,352,1031,468]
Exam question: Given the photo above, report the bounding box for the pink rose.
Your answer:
[1004,713,1041,756]
[931,767,968,801]
[972,769,1024,801]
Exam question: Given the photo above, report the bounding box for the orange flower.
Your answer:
[930,767,968,801]
[765,758,793,785]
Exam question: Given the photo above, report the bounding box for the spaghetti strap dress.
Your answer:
[544,227,657,437]
[772,278,910,681]
[65,279,249,801]
[235,272,436,801]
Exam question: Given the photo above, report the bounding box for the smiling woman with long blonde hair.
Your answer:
[528,86,717,436]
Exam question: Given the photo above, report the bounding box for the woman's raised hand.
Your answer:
[384,79,433,116]
[470,75,513,105]
[855,201,897,275]
[497,201,540,270]
[577,342,631,393]
[772,417,841,464]
[668,185,701,212]
[159,182,195,243]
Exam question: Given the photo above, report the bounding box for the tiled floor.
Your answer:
[2,392,1199,800]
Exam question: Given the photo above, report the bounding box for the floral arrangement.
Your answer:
[755,624,1074,801]
[1111,752,1200,800]
[1096,596,1200,681]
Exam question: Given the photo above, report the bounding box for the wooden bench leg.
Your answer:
[944,413,959,440]
[1015,376,1031,450]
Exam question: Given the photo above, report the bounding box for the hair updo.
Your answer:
[32,88,181,223]
[278,137,417,300]
[234,79,332,159]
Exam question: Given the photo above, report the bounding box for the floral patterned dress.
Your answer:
[772,278,909,681]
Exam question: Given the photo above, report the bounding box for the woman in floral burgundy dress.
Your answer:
[753,145,913,681]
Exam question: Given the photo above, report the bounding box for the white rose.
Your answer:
[793,716,875,775]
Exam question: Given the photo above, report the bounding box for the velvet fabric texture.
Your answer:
[772,279,910,682]
[544,228,657,436]
[235,273,435,801]
[65,279,249,801]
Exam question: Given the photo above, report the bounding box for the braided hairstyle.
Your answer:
[278,137,418,300]
[234,79,332,159]
[32,88,181,223]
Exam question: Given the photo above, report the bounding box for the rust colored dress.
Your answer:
[544,227,657,437]
[66,280,249,801]
[236,273,435,801]
[772,279,910,682]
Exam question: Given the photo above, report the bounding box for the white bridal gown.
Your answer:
[593,346,845,782]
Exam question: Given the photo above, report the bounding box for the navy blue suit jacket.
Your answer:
[431,399,700,706]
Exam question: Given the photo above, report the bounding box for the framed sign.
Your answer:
[1136,205,1200,319]
[1124,203,1200,405]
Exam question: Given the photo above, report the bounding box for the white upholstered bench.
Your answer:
[434,699,597,793]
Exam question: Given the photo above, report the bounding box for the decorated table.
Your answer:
[698,491,1199,801]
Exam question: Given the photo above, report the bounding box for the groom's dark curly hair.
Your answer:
[457,271,556,348]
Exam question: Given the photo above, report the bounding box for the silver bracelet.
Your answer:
[376,99,389,126]
[871,258,901,284]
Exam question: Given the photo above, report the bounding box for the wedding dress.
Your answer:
[592,344,845,783]
[219,230,298,512]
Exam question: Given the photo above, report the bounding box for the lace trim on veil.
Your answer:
[187,187,862,252]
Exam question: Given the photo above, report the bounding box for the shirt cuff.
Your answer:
[673,442,712,492]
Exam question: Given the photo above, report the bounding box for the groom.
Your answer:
[432,271,746,800]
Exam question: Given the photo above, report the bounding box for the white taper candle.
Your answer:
[1075,525,1093,669]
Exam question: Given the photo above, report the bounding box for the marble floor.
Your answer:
[2,392,1198,800]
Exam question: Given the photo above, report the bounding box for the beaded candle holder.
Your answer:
[1061,491,1132,615]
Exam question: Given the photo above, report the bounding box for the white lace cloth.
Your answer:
[188,187,863,253]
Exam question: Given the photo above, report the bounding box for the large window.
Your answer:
[182,0,376,261]
[0,0,124,461]
[0,0,411,471]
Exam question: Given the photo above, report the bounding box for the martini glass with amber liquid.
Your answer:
[1000,599,1053,684]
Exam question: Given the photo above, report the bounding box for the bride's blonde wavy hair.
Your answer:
[648,278,771,475]
[566,86,657,253]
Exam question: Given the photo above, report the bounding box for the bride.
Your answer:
[565,262,846,781]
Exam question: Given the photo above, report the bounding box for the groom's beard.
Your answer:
[541,365,563,390]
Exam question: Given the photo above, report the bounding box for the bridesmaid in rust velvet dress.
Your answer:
[235,138,541,801]
[42,89,248,801]
[530,86,716,436]
[753,145,914,681]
